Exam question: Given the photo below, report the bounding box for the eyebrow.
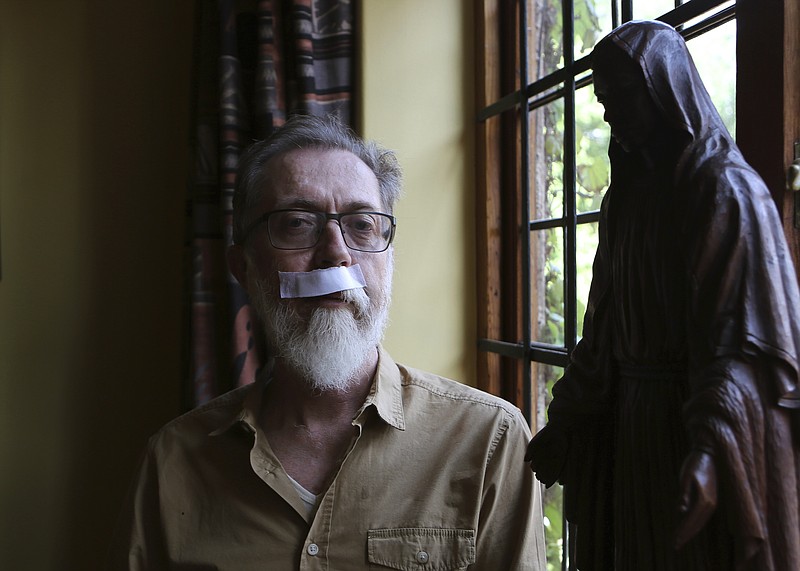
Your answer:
[279,198,382,212]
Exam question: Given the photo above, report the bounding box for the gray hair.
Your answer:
[232,114,402,245]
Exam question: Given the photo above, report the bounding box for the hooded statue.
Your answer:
[527,20,800,570]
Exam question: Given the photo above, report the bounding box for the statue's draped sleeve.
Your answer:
[681,146,800,565]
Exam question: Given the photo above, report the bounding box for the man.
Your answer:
[108,114,546,569]
[526,21,800,570]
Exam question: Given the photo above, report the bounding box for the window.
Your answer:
[474,0,800,568]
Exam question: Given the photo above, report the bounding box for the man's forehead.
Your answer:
[261,147,382,209]
[266,147,364,174]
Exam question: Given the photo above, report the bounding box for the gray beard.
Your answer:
[247,265,392,393]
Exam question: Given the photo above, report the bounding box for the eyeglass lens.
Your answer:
[267,210,393,252]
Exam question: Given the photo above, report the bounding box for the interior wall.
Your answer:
[360,0,476,386]
[0,2,193,569]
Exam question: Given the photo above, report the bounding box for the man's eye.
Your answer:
[346,215,377,233]
[281,213,316,231]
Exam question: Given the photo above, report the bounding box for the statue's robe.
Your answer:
[543,20,800,571]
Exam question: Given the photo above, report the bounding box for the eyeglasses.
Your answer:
[241,209,397,253]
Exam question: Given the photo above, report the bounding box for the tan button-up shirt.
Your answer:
[107,348,546,570]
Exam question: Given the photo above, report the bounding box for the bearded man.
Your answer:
[107,114,546,570]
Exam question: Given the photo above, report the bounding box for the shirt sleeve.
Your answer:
[475,410,547,570]
[105,439,169,570]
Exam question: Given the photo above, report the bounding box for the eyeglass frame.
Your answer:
[238,208,397,253]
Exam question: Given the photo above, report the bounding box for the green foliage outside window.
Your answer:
[534,3,608,567]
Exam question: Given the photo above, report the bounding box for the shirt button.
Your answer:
[416,550,429,564]
[307,543,319,556]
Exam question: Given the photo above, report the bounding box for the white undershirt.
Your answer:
[286,473,320,517]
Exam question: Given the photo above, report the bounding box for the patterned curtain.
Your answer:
[184,0,355,409]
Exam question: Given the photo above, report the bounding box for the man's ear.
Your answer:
[227,244,248,287]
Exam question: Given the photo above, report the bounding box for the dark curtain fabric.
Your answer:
[184,0,355,409]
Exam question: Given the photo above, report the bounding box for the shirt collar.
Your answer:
[210,347,406,435]
[357,346,406,431]
[208,366,271,437]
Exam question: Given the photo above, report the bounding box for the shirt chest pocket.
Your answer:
[367,528,476,571]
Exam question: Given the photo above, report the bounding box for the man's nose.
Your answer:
[314,219,353,267]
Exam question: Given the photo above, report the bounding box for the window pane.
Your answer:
[574,0,614,62]
[686,19,736,136]
[575,83,610,213]
[531,228,565,347]
[543,484,565,570]
[528,0,564,81]
[683,0,734,27]
[576,221,599,339]
[533,360,564,431]
[532,360,565,570]
[529,97,565,221]
[633,0,678,20]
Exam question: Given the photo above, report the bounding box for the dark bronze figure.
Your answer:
[526,20,800,570]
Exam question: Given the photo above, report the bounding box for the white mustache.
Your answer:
[341,286,371,316]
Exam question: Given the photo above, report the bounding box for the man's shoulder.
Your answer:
[151,383,253,443]
[396,362,522,418]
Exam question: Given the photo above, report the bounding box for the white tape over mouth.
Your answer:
[278,265,367,299]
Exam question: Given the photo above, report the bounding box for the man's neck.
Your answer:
[261,348,378,429]
[257,348,379,495]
